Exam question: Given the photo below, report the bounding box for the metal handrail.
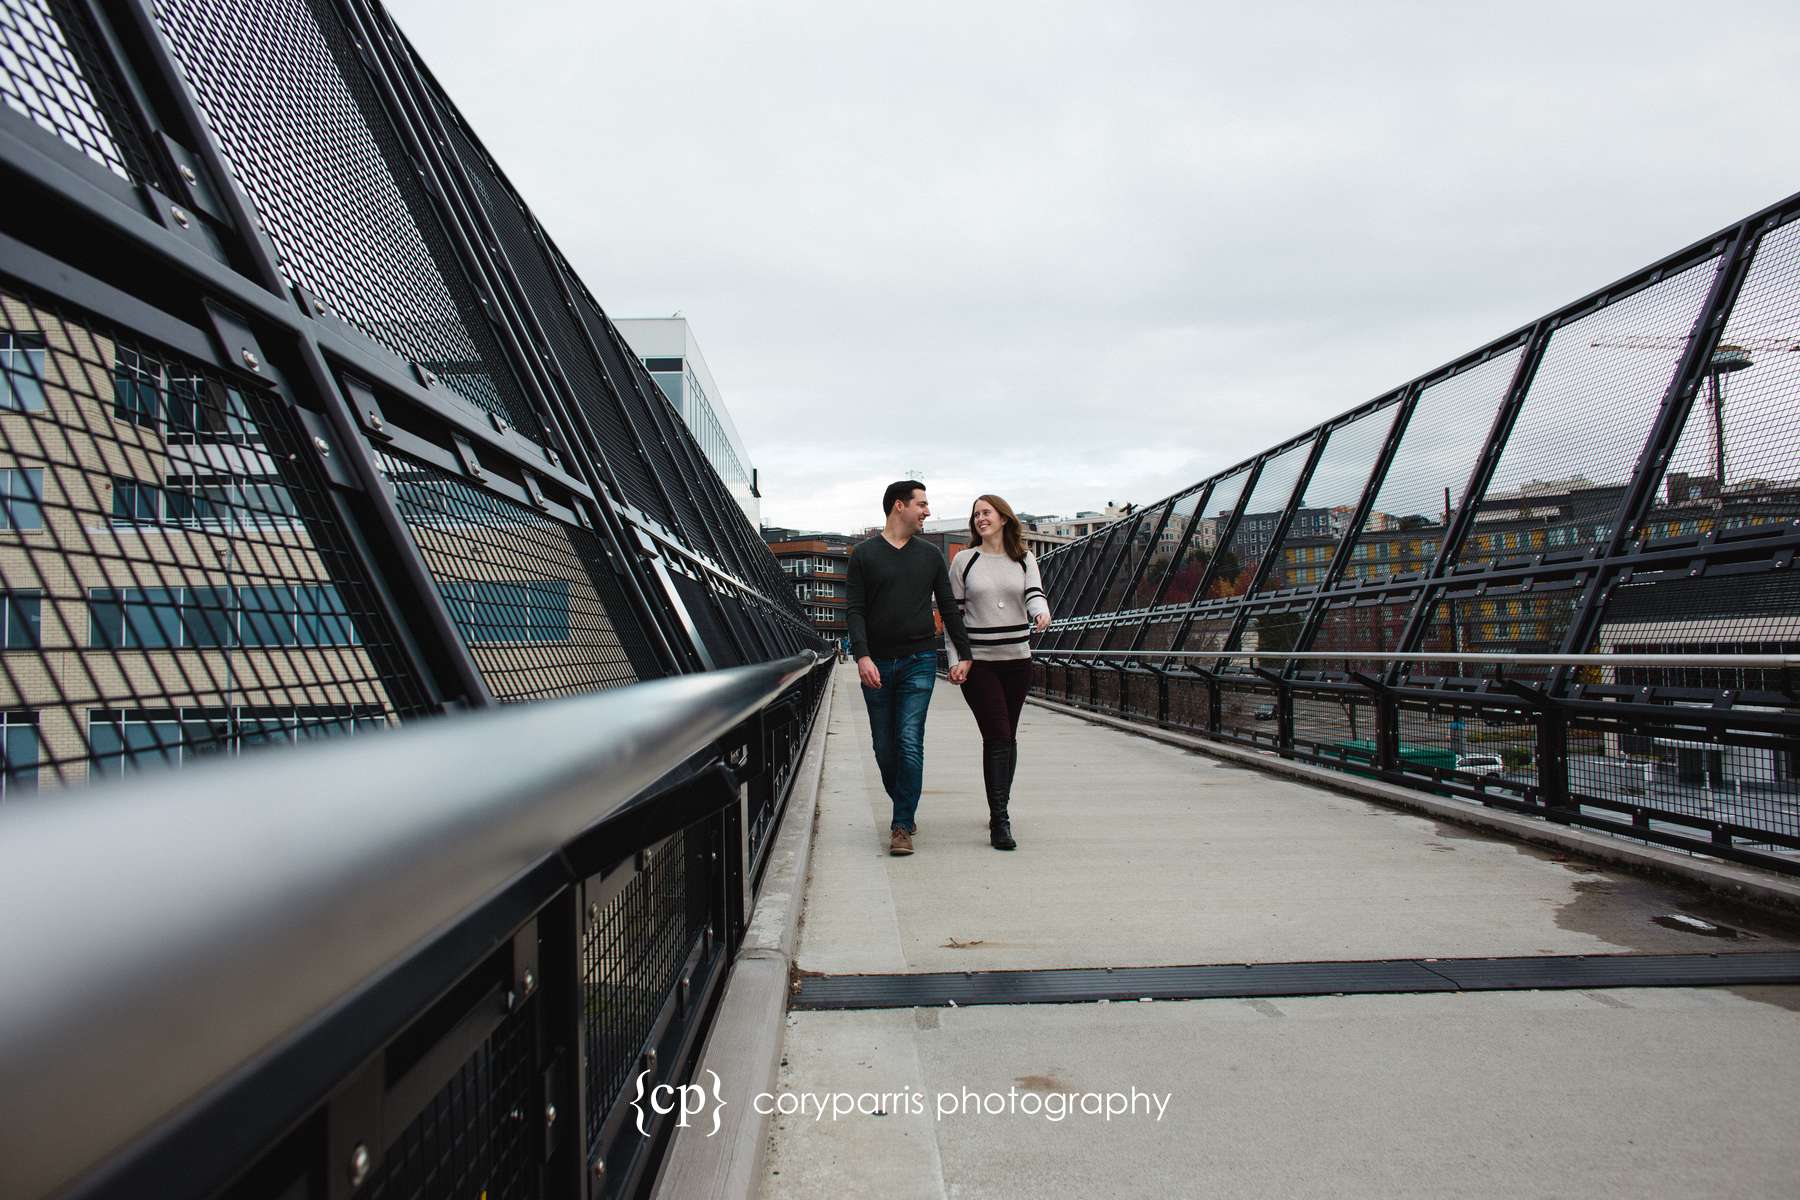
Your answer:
[1035,649,1800,668]
[0,651,825,1200]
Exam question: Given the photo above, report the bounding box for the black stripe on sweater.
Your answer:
[967,622,1029,633]
[969,633,1032,646]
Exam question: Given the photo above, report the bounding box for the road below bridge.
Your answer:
[756,664,1800,1198]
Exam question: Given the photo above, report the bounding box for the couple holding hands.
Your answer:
[845,480,1052,857]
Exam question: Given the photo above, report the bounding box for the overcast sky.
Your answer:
[389,0,1800,536]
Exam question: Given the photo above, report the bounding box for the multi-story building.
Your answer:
[1,294,393,794]
[1,290,614,795]
[1020,526,1073,559]
[1031,503,1131,540]
[765,532,851,636]
[616,318,760,527]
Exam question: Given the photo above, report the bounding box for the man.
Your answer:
[847,480,973,856]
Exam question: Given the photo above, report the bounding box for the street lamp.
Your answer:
[1706,344,1753,506]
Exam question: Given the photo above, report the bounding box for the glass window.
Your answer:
[237,714,293,751]
[235,477,300,526]
[113,346,162,427]
[162,373,213,435]
[240,585,299,647]
[2,711,38,798]
[181,712,233,759]
[89,711,184,778]
[1,468,43,530]
[89,706,383,776]
[87,588,182,649]
[651,370,684,412]
[299,584,358,647]
[88,589,123,648]
[1,333,47,411]
[526,578,571,642]
[183,586,237,648]
[132,589,182,649]
[112,476,161,525]
[3,591,40,648]
[444,578,570,644]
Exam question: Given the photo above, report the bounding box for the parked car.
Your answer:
[1455,753,1505,777]
[1253,703,1278,721]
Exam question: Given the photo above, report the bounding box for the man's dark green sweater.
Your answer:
[846,535,974,661]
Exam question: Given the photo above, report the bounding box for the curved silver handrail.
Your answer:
[0,652,824,1199]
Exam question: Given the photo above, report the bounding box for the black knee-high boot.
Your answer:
[983,740,1017,850]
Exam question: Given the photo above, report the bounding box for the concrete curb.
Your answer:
[1027,695,1800,918]
[652,665,839,1199]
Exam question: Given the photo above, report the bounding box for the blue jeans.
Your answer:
[861,651,937,832]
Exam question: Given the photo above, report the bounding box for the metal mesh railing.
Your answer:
[1,0,165,185]
[365,995,540,1200]
[154,0,544,436]
[1261,404,1399,593]
[378,449,656,702]
[1457,255,1721,566]
[1641,215,1800,541]
[583,822,707,1145]
[1338,349,1522,585]
[1036,192,1800,870]
[1,2,829,1198]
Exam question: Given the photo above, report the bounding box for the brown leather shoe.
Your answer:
[889,828,914,856]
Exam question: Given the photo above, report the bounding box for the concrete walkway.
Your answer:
[763,664,1800,1198]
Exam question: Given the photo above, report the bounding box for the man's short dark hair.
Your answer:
[883,479,925,517]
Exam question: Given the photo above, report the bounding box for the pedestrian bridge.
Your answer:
[1,1,1798,1198]
[675,665,1800,1199]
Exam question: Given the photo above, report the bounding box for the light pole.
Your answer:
[1706,344,1753,509]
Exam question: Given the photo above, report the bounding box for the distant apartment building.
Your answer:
[1020,526,1073,559]
[1032,502,1131,540]
[616,318,760,527]
[763,530,851,636]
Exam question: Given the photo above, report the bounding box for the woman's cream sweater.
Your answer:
[944,548,1051,664]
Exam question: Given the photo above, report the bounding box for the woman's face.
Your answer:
[972,500,1005,540]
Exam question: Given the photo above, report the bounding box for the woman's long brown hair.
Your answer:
[970,494,1027,562]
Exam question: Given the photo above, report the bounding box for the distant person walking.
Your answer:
[847,480,974,856]
[946,495,1051,850]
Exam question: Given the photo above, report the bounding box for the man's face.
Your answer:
[897,489,930,532]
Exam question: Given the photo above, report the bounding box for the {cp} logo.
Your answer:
[632,1068,727,1137]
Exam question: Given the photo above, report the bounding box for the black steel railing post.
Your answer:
[1376,696,1400,776]
[1538,705,1571,819]
[537,884,585,1200]
[1277,679,1294,755]
[722,780,749,950]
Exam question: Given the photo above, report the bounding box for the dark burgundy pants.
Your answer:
[960,658,1032,744]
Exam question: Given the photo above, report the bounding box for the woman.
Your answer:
[945,494,1051,850]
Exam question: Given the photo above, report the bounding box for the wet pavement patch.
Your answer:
[1653,914,1746,940]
